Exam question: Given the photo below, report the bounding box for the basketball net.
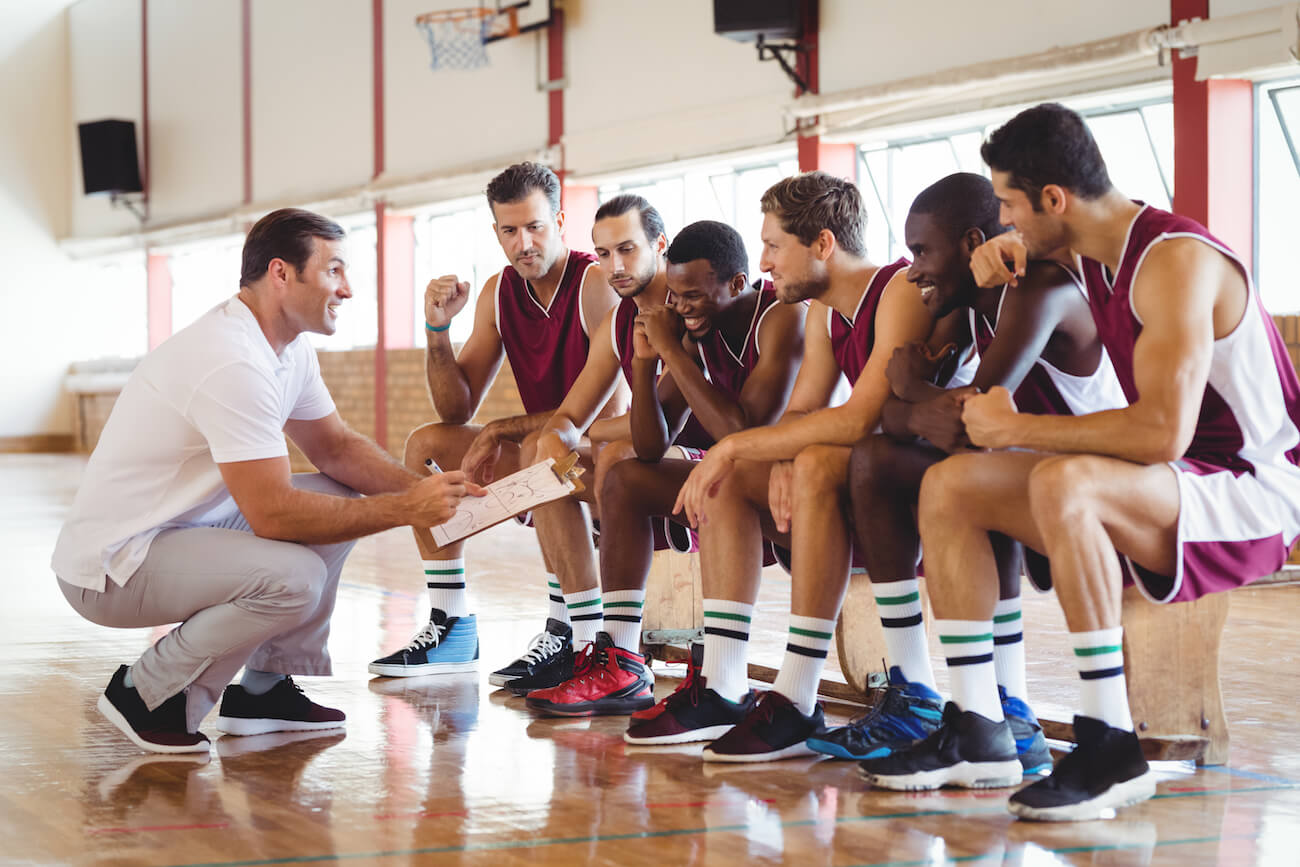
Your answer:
[416,6,519,71]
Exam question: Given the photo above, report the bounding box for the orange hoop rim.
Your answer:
[415,6,519,38]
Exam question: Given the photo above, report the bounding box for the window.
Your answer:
[72,252,149,359]
[168,235,243,333]
[1257,78,1300,313]
[413,199,505,346]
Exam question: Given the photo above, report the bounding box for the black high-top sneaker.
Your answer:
[1008,715,1155,821]
[496,618,576,693]
[859,701,1023,790]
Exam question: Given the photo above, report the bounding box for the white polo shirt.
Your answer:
[51,296,336,591]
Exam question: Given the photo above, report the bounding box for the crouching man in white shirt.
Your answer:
[51,208,482,753]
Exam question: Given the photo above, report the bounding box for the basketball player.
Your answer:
[806,173,1125,774]
[629,172,932,759]
[368,162,622,682]
[861,103,1300,821]
[523,219,806,715]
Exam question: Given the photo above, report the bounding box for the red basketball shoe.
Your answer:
[525,632,655,717]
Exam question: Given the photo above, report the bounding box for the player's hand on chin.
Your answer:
[960,386,1019,449]
[673,441,737,528]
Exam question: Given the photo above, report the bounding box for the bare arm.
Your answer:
[531,310,623,463]
[284,412,419,495]
[779,300,844,421]
[963,240,1233,462]
[425,274,505,424]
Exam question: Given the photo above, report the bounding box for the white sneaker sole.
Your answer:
[702,741,815,763]
[623,723,735,746]
[368,660,479,677]
[1009,769,1157,821]
[862,759,1023,790]
[215,716,346,736]
[97,694,210,754]
[488,671,521,687]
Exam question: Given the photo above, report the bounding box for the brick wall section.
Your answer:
[288,346,526,472]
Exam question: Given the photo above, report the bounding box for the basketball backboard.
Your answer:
[486,0,551,43]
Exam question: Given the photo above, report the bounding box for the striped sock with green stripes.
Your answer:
[773,614,836,715]
[701,599,753,702]
[546,572,568,624]
[1071,627,1133,730]
[993,596,1028,703]
[935,618,1003,721]
[873,578,937,690]
[602,589,646,652]
[424,558,467,617]
[565,586,603,646]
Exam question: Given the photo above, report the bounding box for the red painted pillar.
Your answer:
[146,252,172,350]
[1171,0,1254,262]
[372,0,389,448]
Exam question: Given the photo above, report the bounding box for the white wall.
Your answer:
[1,1,148,438]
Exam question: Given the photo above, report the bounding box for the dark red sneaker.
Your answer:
[525,633,655,717]
[624,666,757,746]
[630,642,702,722]
[215,677,345,736]
[97,665,211,754]
[702,690,823,762]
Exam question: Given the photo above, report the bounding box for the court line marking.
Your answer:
[155,784,1296,867]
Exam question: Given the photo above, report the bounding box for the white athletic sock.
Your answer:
[873,579,937,691]
[565,586,603,646]
[701,598,753,702]
[602,589,645,653]
[772,614,835,715]
[239,669,286,696]
[935,618,1003,722]
[1071,627,1133,731]
[546,573,568,623]
[993,596,1028,704]
[424,558,468,617]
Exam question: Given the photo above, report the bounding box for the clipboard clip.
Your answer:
[550,451,586,494]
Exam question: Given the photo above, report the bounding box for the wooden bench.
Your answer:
[642,550,1256,766]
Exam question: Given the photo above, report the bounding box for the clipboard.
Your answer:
[430,454,585,547]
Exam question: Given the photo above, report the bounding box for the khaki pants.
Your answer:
[59,473,358,731]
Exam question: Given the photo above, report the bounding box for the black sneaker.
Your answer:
[368,610,479,677]
[1008,715,1155,821]
[97,665,211,754]
[702,691,824,762]
[859,701,1023,790]
[624,655,756,745]
[215,676,346,736]
[495,619,575,692]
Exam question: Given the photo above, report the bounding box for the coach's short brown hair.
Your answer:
[240,208,345,287]
[760,171,867,258]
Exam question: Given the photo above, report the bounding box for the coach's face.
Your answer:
[593,211,663,299]
[904,212,976,318]
[284,237,351,337]
[991,170,1066,260]
[494,190,565,281]
[759,213,828,305]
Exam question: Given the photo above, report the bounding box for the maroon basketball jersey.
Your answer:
[1078,204,1300,473]
[970,296,1072,416]
[495,249,598,414]
[829,259,909,385]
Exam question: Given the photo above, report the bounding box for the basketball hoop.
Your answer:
[416,6,519,71]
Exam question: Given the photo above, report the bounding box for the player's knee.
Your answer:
[248,548,327,620]
[792,444,845,493]
[594,439,636,481]
[1028,456,1096,525]
[403,422,455,471]
[600,455,641,512]
[847,436,892,495]
[917,455,975,531]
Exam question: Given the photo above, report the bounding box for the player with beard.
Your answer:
[659,172,932,761]
[523,220,806,717]
[369,162,620,682]
[861,103,1300,821]
[806,172,1124,774]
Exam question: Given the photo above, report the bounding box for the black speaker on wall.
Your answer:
[77,119,143,196]
[713,0,803,43]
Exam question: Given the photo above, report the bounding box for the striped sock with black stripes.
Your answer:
[565,587,603,647]
[1071,627,1133,730]
[935,618,1003,721]
[602,589,645,652]
[701,599,753,702]
[772,614,836,715]
[993,596,1028,703]
[873,578,937,690]
[424,558,468,617]
[546,572,568,623]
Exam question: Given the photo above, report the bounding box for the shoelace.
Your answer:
[573,644,611,685]
[402,620,445,652]
[517,630,566,666]
[662,660,702,706]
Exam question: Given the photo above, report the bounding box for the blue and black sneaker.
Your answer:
[806,666,943,760]
[368,609,479,677]
[1000,686,1053,775]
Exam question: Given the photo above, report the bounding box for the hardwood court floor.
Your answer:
[3,453,1299,866]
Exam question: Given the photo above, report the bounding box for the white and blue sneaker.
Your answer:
[368,610,478,677]
[806,666,943,760]
[1000,686,1054,776]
